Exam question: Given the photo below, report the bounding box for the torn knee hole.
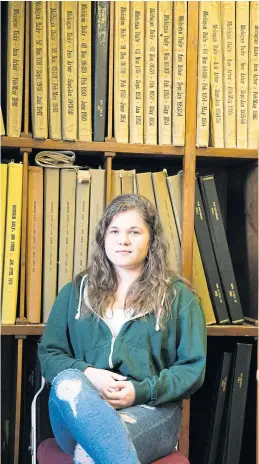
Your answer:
[119,413,137,424]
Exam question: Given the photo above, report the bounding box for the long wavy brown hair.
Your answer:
[75,194,182,328]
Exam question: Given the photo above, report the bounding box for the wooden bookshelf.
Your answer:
[1,136,258,159]
[1,1,258,462]
[1,323,258,337]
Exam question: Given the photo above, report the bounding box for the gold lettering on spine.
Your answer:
[236,2,249,148]
[158,2,172,144]
[61,2,77,140]
[31,1,48,138]
[47,2,61,139]
[130,2,144,143]
[78,2,92,141]
[173,1,187,146]
[7,2,25,136]
[221,2,236,147]
[144,2,157,144]
[196,3,211,147]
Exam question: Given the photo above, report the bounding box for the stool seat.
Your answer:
[37,438,190,464]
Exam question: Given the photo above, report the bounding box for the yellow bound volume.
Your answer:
[0,164,8,301]
[236,2,249,148]
[26,167,43,323]
[58,168,77,292]
[42,169,59,323]
[172,1,187,147]
[210,2,224,148]
[196,2,212,147]
[221,2,236,148]
[114,2,130,143]
[144,2,158,145]
[158,2,173,145]
[47,2,61,140]
[7,2,25,137]
[61,2,78,141]
[248,1,259,149]
[78,2,92,142]
[73,170,90,276]
[31,1,48,139]
[129,2,144,144]
[1,162,23,325]
[152,170,181,273]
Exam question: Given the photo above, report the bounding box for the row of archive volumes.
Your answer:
[2,1,258,148]
[204,343,252,464]
[1,153,244,326]
[197,1,258,149]
[4,1,110,142]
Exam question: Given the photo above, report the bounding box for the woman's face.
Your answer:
[104,209,150,273]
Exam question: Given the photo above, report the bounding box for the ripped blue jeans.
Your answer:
[49,369,182,464]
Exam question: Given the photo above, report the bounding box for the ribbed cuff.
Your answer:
[71,360,93,373]
[130,379,151,405]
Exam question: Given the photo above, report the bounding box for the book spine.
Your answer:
[206,352,233,464]
[196,2,212,147]
[136,172,156,208]
[121,170,135,194]
[1,163,23,325]
[221,2,236,148]
[158,1,173,145]
[144,2,158,145]
[31,1,48,139]
[152,170,181,273]
[210,1,224,148]
[58,169,77,292]
[0,164,8,302]
[61,2,78,141]
[73,170,90,276]
[0,106,5,136]
[114,1,130,143]
[26,167,43,323]
[226,343,252,463]
[78,1,92,142]
[93,1,110,142]
[6,2,25,138]
[172,1,187,147]
[42,168,59,323]
[88,168,106,262]
[129,1,144,144]
[46,2,61,140]
[248,1,259,149]
[199,175,244,323]
[110,170,122,201]
[194,178,230,324]
[236,2,249,148]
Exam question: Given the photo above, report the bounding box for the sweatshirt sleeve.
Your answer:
[38,282,92,384]
[130,297,207,406]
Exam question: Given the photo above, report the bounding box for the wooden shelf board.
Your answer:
[207,324,258,336]
[2,137,258,159]
[1,323,258,337]
[196,147,258,159]
[1,136,184,156]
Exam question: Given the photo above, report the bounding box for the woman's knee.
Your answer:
[51,369,98,406]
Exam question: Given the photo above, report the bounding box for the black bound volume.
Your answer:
[225,343,253,464]
[194,178,230,324]
[199,175,244,324]
[205,352,233,464]
[93,1,110,142]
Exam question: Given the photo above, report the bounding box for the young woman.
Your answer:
[38,194,207,464]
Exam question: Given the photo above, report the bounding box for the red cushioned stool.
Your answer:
[37,438,189,464]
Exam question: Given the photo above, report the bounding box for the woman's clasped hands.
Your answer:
[84,367,135,409]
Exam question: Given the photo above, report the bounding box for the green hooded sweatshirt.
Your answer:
[38,276,207,406]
